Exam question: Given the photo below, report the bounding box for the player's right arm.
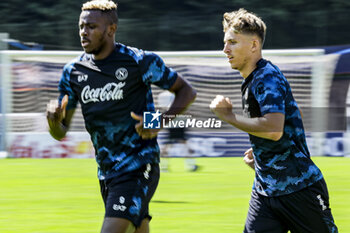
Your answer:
[47,61,78,141]
[210,95,284,141]
[46,95,75,141]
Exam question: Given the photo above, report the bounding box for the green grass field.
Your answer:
[0,157,349,233]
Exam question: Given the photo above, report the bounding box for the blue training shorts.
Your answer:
[99,163,160,227]
[244,178,338,233]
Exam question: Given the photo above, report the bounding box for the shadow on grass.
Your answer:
[152,200,190,204]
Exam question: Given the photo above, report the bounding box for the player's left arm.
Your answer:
[165,74,197,118]
[131,74,196,139]
[131,52,196,139]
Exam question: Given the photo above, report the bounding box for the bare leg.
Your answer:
[101,217,135,233]
[160,144,171,172]
[134,218,150,233]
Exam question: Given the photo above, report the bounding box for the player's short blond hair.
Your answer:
[81,0,118,25]
[223,8,266,45]
[82,0,117,11]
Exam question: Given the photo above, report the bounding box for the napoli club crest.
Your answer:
[115,67,128,81]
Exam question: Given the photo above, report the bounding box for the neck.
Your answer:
[240,54,262,79]
[92,41,115,60]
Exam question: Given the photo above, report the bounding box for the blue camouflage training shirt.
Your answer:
[241,58,323,196]
[58,43,177,180]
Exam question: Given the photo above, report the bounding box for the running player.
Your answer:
[46,1,196,233]
[210,8,337,233]
[157,91,199,172]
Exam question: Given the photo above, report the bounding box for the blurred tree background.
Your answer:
[0,0,349,51]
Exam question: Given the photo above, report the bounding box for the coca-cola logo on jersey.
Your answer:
[81,82,125,104]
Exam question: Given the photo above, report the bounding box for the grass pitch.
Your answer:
[0,157,349,233]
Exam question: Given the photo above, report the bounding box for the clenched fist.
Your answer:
[46,95,68,126]
[209,95,234,123]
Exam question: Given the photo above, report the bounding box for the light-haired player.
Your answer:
[46,1,196,233]
[210,8,338,233]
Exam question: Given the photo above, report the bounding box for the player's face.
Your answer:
[223,29,254,71]
[79,10,109,55]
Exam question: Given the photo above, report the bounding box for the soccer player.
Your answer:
[46,1,196,233]
[210,8,338,233]
[157,91,199,172]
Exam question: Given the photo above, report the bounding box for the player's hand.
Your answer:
[130,112,160,139]
[209,95,234,122]
[46,95,68,128]
[243,148,255,170]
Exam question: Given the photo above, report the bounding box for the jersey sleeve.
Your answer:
[252,73,287,116]
[58,62,78,110]
[139,52,178,89]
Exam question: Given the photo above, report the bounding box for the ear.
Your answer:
[108,23,117,37]
[251,38,260,53]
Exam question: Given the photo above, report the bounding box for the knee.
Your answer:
[101,217,135,233]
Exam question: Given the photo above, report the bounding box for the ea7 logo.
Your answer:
[78,74,88,82]
[113,204,127,212]
[317,195,327,211]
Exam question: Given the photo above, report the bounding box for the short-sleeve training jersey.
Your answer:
[241,59,323,196]
[58,43,177,180]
